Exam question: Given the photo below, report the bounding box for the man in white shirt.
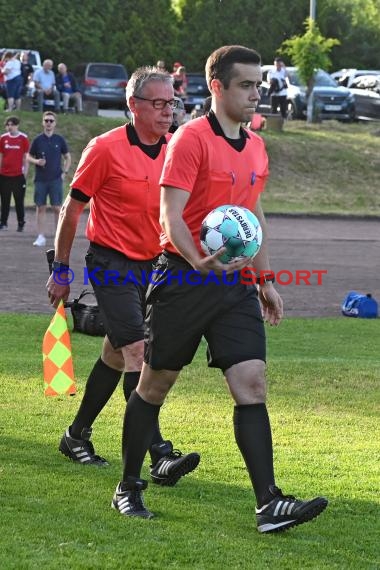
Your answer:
[267,57,288,119]
[33,59,60,112]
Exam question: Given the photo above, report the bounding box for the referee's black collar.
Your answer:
[206,110,248,141]
[126,123,167,148]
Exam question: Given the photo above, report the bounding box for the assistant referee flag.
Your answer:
[42,300,76,396]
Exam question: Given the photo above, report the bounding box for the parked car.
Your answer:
[349,74,380,120]
[331,68,380,88]
[73,62,128,108]
[182,72,210,113]
[258,65,355,121]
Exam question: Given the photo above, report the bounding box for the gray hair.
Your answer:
[126,66,173,100]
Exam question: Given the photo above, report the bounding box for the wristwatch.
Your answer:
[52,261,70,272]
[257,273,276,284]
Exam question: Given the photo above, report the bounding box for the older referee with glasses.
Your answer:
[46,67,199,502]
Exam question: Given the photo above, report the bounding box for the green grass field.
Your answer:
[1,109,380,216]
[0,314,379,569]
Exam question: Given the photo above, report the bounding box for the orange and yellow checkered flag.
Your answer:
[42,300,76,396]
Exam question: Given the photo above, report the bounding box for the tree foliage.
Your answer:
[281,18,339,94]
[0,0,379,73]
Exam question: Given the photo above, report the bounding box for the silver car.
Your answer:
[74,62,128,108]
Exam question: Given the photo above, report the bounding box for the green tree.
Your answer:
[174,0,309,70]
[0,0,178,72]
[318,0,380,69]
[1,0,380,78]
[282,18,339,92]
[281,18,339,121]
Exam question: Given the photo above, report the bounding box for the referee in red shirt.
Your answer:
[46,67,199,491]
[115,46,328,531]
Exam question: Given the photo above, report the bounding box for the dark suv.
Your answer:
[182,73,210,113]
[73,62,128,108]
[259,66,355,121]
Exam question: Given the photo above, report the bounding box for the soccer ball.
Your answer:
[200,205,262,263]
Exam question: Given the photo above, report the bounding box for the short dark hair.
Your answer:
[205,45,261,89]
[274,57,284,63]
[5,116,20,126]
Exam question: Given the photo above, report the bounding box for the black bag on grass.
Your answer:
[69,290,106,336]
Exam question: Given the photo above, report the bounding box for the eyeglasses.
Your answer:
[133,96,178,109]
[44,119,55,123]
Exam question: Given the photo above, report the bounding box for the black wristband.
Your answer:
[52,261,70,272]
[257,273,276,284]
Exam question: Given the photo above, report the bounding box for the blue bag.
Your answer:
[341,291,378,318]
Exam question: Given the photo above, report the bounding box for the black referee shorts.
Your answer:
[144,252,266,372]
[85,243,155,349]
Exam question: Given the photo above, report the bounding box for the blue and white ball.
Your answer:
[200,205,262,263]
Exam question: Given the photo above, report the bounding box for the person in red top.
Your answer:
[46,66,199,493]
[0,116,29,231]
[172,65,188,97]
[115,45,328,531]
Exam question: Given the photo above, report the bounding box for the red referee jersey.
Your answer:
[71,126,169,260]
[159,115,269,254]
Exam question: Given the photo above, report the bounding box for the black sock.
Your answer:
[70,357,122,439]
[233,404,275,508]
[123,371,141,401]
[122,390,161,480]
[123,371,165,458]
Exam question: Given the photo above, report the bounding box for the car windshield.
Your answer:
[88,65,127,79]
[288,69,338,88]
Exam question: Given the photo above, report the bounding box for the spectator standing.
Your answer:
[45,67,199,485]
[56,63,83,113]
[113,45,328,532]
[20,52,34,96]
[3,52,23,112]
[27,112,71,246]
[0,116,29,231]
[172,65,187,97]
[172,61,182,73]
[33,59,60,113]
[267,57,288,119]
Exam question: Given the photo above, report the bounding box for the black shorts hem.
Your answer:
[212,354,267,373]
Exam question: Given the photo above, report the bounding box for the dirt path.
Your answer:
[0,210,378,317]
